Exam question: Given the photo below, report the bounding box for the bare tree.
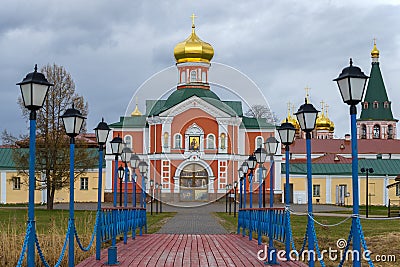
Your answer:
[245,104,279,125]
[4,63,96,209]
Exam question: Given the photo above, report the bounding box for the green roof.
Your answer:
[109,116,147,128]
[283,158,400,176]
[240,117,275,129]
[359,62,397,121]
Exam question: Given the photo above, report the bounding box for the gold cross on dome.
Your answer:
[320,100,325,114]
[191,13,197,26]
[287,101,291,116]
[373,37,377,45]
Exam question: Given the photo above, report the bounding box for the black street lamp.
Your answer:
[277,119,296,260]
[361,167,374,218]
[335,59,369,267]
[233,181,238,217]
[261,166,267,208]
[295,98,319,267]
[130,154,140,207]
[61,104,86,267]
[108,135,123,265]
[17,65,53,267]
[246,154,257,208]
[155,182,159,214]
[138,161,149,208]
[150,179,154,215]
[118,166,125,207]
[241,162,249,208]
[94,118,110,260]
[254,146,267,209]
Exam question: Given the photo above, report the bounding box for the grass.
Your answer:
[0,208,175,266]
[323,205,392,216]
[215,211,400,267]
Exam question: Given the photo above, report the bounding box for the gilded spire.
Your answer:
[305,86,311,103]
[131,97,142,116]
[371,38,380,59]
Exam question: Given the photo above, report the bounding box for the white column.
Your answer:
[326,175,332,204]
[105,157,113,193]
[1,172,6,204]
[384,175,389,207]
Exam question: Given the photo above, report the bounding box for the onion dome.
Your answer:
[281,114,300,133]
[315,113,331,131]
[371,39,380,58]
[131,103,142,116]
[173,19,214,64]
[329,119,335,132]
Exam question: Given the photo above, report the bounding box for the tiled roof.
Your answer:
[288,138,400,155]
[240,117,275,129]
[109,116,148,128]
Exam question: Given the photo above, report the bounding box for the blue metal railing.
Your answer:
[238,207,285,243]
[100,207,146,243]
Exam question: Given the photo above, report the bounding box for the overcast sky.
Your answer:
[1,0,400,140]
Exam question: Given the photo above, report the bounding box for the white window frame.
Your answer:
[313,184,320,197]
[174,133,182,149]
[124,135,132,149]
[80,177,89,190]
[13,177,21,190]
[207,134,215,149]
[255,136,264,149]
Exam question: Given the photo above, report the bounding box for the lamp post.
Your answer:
[228,184,232,215]
[242,162,249,208]
[17,65,53,267]
[361,167,374,218]
[254,147,268,209]
[118,166,124,207]
[233,181,238,217]
[225,184,229,213]
[264,136,279,264]
[277,119,296,260]
[138,161,148,208]
[130,154,140,207]
[94,118,111,260]
[150,179,154,215]
[155,183,159,214]
[61,104,86,267]
[121,147,132,207]
[261,166,267,207]
[108,135,123,265]
[334,59,369,267]
[238,167,244,209]
[295,98,319,267]
[246,154,257,208]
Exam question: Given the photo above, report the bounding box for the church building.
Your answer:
[105,19,281,203]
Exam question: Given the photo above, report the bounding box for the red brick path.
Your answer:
[76,234,307,267]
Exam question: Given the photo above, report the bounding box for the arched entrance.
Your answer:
[179,163,209,201]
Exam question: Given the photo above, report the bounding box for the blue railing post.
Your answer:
[306,133,315,267]
[258,164,263,245]
[96,146,104,260]
[27,113,37,267]
[284,146,291,260]
[268,156,277,264]
[68,139,75,267]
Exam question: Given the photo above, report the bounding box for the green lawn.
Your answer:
[215,211,400,267]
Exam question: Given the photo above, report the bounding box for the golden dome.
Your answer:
[131,104,142,116]
[329,119,335,132]
[315,113,331,130]
[371,39,379,58]
[282,114,300,132]
[173,18,214,64]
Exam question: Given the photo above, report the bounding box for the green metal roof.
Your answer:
[240,117,275,129]
[283,158,400,176]
[109,116,148,128]
[359,62,397,121]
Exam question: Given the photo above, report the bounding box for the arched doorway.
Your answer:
[179,163,209,201]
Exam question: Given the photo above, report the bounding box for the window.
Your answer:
[207,134,215,149]
[13,177,21,190]
[396,184,400,196]
[220,133,226,150]
[384,101,389,109]
[373,125,380,139]
[163,132,169,148]
[388,125,393,139]
[80,177,89,190]
[256,136,263,148]
[363,102,368,109]
[313,184,320,197]
[190,70,197,82]
[361,125,367,139]
[174,134,182,149]
[373,101,379,109]
[124,135,132,148]
[181,72,186,83]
